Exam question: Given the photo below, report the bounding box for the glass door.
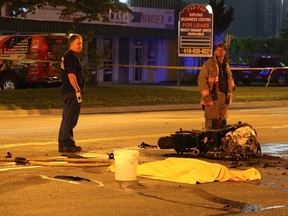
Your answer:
[134,39,143,81]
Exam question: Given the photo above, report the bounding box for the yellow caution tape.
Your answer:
[1,57,288,71]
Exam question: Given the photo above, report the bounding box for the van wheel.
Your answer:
[0,75,19,90]
[276,76,287,86]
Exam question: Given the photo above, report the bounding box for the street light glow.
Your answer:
[206,5,213,14]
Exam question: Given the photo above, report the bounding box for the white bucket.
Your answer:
[114,149,139,181]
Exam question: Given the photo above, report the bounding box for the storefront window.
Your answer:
[88,37,98,76]
[134,39,143,81]
[103,38,113,82]
[147,39,157,66]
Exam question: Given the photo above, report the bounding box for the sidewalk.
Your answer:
[1,100,288,116]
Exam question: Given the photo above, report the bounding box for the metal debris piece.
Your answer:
[15,157,30,165]
[5,152,12,158]
[107,153,114,160]
[138,142,158,149]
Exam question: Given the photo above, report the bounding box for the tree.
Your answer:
[209,0,234,33]
[280,28,288,38]
[0,0,130,24]
[229,36,288,65]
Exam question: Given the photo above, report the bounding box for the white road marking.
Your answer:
[40,175,105,187]
[0,165,42,172]
[271,125,288,129]
[0,133,167,149]
[40,175,79,184]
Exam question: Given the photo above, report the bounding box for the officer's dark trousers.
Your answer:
[58,93,81,148]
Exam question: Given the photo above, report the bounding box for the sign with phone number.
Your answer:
[181,48,212,55]
[178,4,213,57]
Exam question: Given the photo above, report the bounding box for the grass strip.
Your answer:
[0,85,287,110]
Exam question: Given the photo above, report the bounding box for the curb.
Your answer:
[1,100,288,117]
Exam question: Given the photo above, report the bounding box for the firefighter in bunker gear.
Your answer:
[198,44,235,129]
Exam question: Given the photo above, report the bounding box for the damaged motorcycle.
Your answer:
[158,122,261,160]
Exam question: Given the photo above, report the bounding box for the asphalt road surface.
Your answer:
[0,105,287,216]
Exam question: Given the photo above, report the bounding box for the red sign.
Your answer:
[178,4,213,57]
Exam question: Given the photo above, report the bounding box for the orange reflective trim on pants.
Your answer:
[204,92,229,129]
[200,100,214,106]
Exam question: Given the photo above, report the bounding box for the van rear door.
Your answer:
[28,35,68,83]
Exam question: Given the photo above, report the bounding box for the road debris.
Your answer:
[138,142,158,149]
[0,156,112,167]
[5,152,12,158]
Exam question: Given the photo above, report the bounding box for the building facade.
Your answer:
[0,1,181,85]
[257,0,287,37]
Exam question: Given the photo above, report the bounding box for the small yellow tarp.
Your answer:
[136,158,261,184]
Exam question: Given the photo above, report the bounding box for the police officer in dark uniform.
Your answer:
[58,34,85,152]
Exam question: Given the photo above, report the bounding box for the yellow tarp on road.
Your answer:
[136,158,261,184]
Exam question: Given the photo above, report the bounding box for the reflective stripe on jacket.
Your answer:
[198,55,235,106]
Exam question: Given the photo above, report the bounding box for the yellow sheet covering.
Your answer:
[136,158,261,184]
